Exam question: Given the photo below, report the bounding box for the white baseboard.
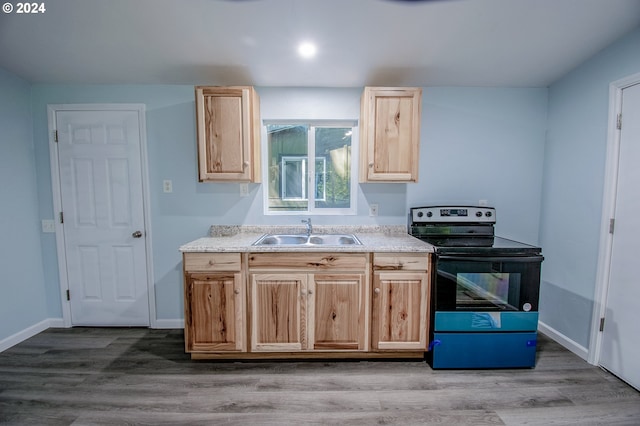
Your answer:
[0,318,60,353]
[538,321,589,360]
[48,318,66,328]
[153,319,184,329]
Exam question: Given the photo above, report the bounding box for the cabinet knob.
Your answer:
[374,288,380,295]
[234,289,240,295]
[308,289,313,295]
[369,162,374,168]
[243,161,250,168]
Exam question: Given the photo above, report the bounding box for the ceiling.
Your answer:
[1,0,639,87]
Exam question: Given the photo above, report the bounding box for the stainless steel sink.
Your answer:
[308,234,362,245]
[252,233,362,246]
[253,235,309,245]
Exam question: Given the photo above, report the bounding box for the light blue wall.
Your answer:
[539,27,640,349]
[32,85,206,320]
[410,87,548,244]
[0,68,48,342]
[0,75,550,329]
[30,85,548,322]
[30,86,410,320]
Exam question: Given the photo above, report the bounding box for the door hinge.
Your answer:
[66,289,70,301]
[616,113,622,130]
[599,317,605,332]
[609,218,615,234]
[59,211,64,224]
[54,130,58,142]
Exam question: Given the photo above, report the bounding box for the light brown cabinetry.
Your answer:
[359,87,422,183]
[182,250,431,359]
[312,274,366,350]
[183,253,246,353]
[249,253,369,352]
[371,253,430,351]
[195,86,261,182]
[250,273,306,352]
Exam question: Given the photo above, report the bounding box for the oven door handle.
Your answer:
[438,255,543,263]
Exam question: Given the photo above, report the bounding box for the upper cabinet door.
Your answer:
[359,87,422,183]
[195,86,261,182]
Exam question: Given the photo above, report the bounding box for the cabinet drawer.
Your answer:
[249,252,368,271]
[183,253,241,272]
[373,253,429,271]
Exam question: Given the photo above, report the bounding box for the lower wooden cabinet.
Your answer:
[312,274,367,351]
[184,272,245,352]
[371,253,430,351]
[250,273,306,351]
[371,271,429,351]
[183,251,430,359]
[183,252,245,353]
[250,273,367,352]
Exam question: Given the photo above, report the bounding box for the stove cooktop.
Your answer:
[424,236,542,256]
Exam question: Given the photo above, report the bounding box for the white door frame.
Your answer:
[589,72,640,365]
[47,104,156,328]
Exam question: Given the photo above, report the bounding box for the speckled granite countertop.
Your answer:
[179,225,435,253]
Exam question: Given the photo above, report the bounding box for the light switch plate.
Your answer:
[369,203,379,217]
[42,219,55,233]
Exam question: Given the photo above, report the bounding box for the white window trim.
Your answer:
[263,120,358,216]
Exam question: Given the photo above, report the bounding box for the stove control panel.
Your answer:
[411,206,496,223]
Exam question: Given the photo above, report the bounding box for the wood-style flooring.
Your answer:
[1,328,639,425]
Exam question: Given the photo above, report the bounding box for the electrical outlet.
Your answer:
[163,180,173,193]
[369,203,379,217]
[240,183,249,197]
[42,219,55,233]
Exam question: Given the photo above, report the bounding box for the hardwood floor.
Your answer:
[1,328,638,425]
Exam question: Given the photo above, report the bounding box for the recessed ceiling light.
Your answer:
[298,41,317,59]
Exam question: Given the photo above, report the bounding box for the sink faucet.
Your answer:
[301,218,312,236]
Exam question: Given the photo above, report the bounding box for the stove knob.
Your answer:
[485,211,492,217]
[417,212,424,218]
[476,211,482,217]
[426,211,433,218]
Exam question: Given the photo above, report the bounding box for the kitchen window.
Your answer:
[264,122,356,215]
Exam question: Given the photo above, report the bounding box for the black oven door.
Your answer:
[434,255,542,312]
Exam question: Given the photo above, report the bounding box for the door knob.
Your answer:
[132,230,143,238]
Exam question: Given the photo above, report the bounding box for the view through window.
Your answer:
[266,123,355,214]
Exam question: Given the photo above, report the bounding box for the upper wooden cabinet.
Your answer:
[359,87,422,183]
[195,86,261,182]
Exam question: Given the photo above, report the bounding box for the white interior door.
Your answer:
[599,82,640,390]
[55,108,150,326]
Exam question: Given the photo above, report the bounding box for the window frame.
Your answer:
[263,120,358,216]
[281,156,307,201]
